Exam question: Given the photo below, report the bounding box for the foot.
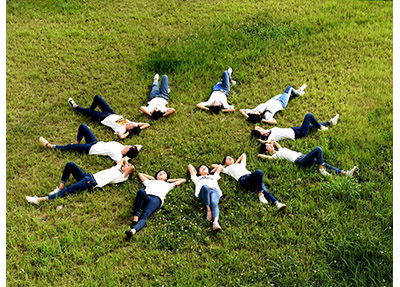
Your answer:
[227,67,233,78]
[212,221,222,231]
[258,194,269,204]
[39,137,50,148]
[319,168,331,176]
[48,187,59,196]
[206,209,212,221]
[297,83,307,95]
[319,126,328,131]
[68,97,77,108]
[346,166,357,177]
[125,229,136,239]
[26,196,39,205]
[230,80,237,86]
[168,88,171,94]
[330,114,339,125]
[154,73,159,82]
[275,201,287,211]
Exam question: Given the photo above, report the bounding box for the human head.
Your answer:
[151,110,164,120]
[209,101,222,114]
[222,156,234,166]
[154,170,170,181]
[247,112,262,123]
[126,124,141,136]
[263,143,275,153]
[124,146,139,159]
[121,162,136,175]
[196,165,210,176]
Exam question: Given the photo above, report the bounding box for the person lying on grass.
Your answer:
[258,140,357,177]
[196,68,236,114]
[125,171,186,238]
[239,84,307,124]
[39,124,142,163]
[139,74,176,120]
[212,153,286,211]
[68,95,150,140]
[188,163,224,231]
[252,113,340,141]
[26,157,135,205]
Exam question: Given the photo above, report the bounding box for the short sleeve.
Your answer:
[190,175,198,184]
[214,173,221,181]
[143,179,151,187]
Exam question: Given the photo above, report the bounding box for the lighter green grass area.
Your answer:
[7,0,392,286]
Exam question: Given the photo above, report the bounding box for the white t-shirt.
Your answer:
[272,148,302,162]
[268,127,296,141]
[190,174,222,197]
[199,90,233,109]
[88,141,125,162]
[93,165,129,188]
[143,179,176,207]
[247,98,283,121]
[146,97,168,113]
[101,114,138,135]
[222,162,251,181]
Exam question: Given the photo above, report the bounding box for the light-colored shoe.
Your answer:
[49,187,59,196]
[230,80,237,86]
[330,114,339,125]
[168,88,171,93]
[206,209,212,221]
[154,73,159,82]
[259,194,269,204]
[227,67,233,77]
[319,126,328,131]
[39,137,49,148]
[346,166,357,177]
[297,83,307,95]
[319,168,331,176]
[68,97,77,108]
[26,196,39,205]
[275,201,286,211]
[212,221,222,231]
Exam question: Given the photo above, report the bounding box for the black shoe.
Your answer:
[130,221,138,229]
[125,230,133,239]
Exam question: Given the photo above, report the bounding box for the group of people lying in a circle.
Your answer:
[26,68,357,237]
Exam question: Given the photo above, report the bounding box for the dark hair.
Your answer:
[196,165,210,176]
[151,110,164,120]
[154,170,170,181]
[247,113,262,123]
[130,164,137,174]
[260,142,268,154]
[127,126,142,136]
[251,129,270,141]
[125,146,139,159]
[209,104,222,115]
[221,156,228,165]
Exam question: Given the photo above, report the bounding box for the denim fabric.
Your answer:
[149,75,169,101]
[198,185,221,220]
[212,71,231,96]
[291,113,330,139]
[271,86,300,108]
[47,162,97,200]
[75,95,115,121]
[54,124,98,153]
[132,189,161,232]
[294,147,343,174]
[238,169,278,203]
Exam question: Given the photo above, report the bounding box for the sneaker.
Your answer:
[230,80,237,86]
[154,73,159,82]
[48,187,59,196]
[258,194,269,204]
[26,196,39,205]
[39,137,49,148]
[275,201,287,211]
[346,166,357,177]
[212,221,222,231]
[125,229,133,239]
[130,220,138,229]
[68,97,77,108]
[319,126,328,131]
[297,83,307,95]
[206,209,212,221]
[227,67,233,78]
[168,88,171,94]
[319,168,331,176]
[330,114,339,126]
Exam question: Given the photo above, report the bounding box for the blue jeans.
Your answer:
[294,147,343,174]
[291,113,330,139]
[54,124,98,153]
[212,71,231,96]
[131,189,161,232]
[271,86,300,108]
[47,162,97,200]
[238,170,278,204]
[75,95,116,121]
[149,75,169,101]
[198,185,220,220]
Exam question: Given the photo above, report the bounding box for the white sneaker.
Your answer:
[346,166,357,177]
[26,196,39,205]
[39,137,49,148]
[68,97,77,108]
[168,88,171,93]
[330,114,339,125]
[49,187,60,196]
[227,67,233,77]
[230,80,237,86]
[319,168,331,176]
[297,83,307,95]
[318,126,328,131]
[275,201,286,211]
[259,194,269,204]
[154,73,159,82]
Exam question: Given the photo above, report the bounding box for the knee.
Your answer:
[210,201,219,209]
[255,169,264,178]
[306,112,313,118]
[65,162,75,168]
[94,95,102,101]
[79,124,88,130]
[316,147,323,154]
[161,75,168,82]
[137,189,146,197]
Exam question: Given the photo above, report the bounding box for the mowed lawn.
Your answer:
[6,0,392,286]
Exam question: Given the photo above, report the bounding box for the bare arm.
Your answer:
[196,103,210,111]
[138,173,155,182]
[118,131,130,140]
[163,108,176,117]
[258,154,274,160]
[261,118,277,125]
[239,109,249,118]
[139,106,152,117]
[188,164,196,176]
[135,145,142,151]
[222,107,235,112]
[236,153,246,165]
[271,140,282,150]
[211,165,223,175]
[167,178,187,186]
[116,156,129,166]
[138,123,151,129]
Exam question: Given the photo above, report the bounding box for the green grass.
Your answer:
[6,0,392,286]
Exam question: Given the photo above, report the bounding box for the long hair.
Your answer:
[154,170,170,181]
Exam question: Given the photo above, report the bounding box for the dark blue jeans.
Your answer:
[131,189,161,232]
[47,162,97,200]
[212,71,231,96]
[54,124,98,153]
[238,170,278,204]
[75,95,116,121]
[198,185,220,220]
[294,147,343,174]
[149,75,169,101]
[291,113,330,139]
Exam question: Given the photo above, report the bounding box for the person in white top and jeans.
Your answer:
[188,164,224,231]
[26,157,135,204]
[125,170,186,238]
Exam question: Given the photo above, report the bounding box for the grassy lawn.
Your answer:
[6,0,392,286]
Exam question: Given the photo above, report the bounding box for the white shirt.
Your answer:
[93,165,129,188]
[199,90,233,109]
[100,114,138,135]
[222,162,251,181]
[88,141,125,162]
[190,174,222,197]
[143,179,176,207]
[247,98,283,121]
[146,97,168,113]
[268,127,296,141]
[272,148,302,162]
